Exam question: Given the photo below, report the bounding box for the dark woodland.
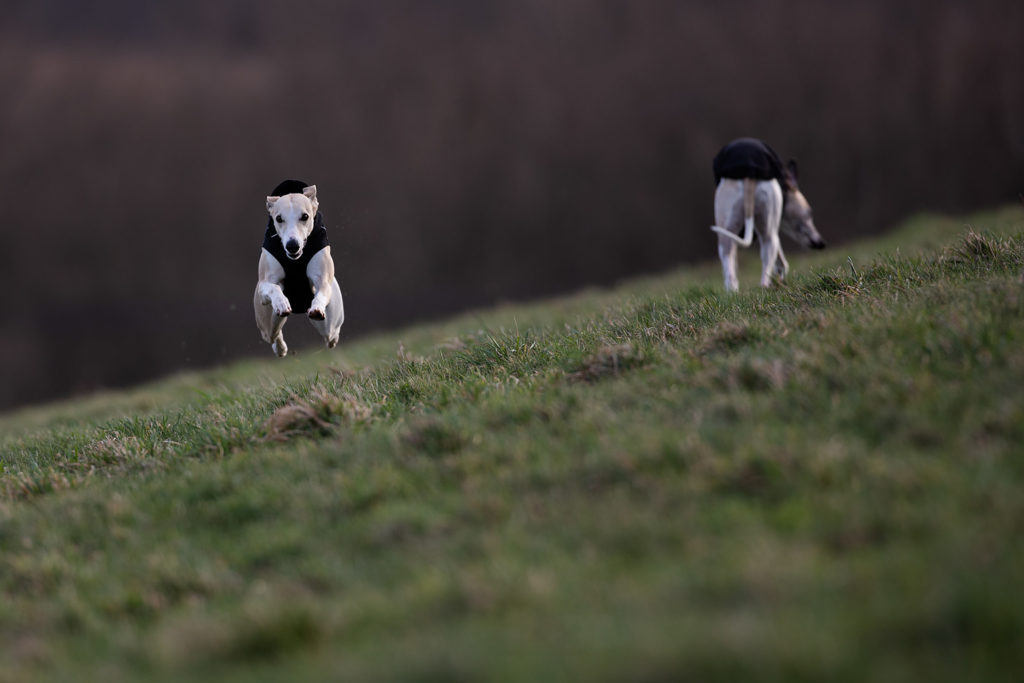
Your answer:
[1,0,1022,411]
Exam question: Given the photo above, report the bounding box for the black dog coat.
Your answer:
[712,138,792,192]
[262,179,330,313]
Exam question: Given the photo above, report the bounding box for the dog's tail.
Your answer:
[711,178,756,247]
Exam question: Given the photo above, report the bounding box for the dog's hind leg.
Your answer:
[713,179,745,291]
[711,179,755,247]
[254,250,292,356]
[254,302,289,356]
[254,287,290,356]
[718,234,740,292]
[758,179,785,287]
[759,231,783,287]
[271,332,288,357]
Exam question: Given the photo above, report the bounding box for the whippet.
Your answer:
[254,179,344,356]
[711,138,825,291]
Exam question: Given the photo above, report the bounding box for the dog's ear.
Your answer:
[785,159,800,184]
[302,185,319,212]
[266,196,280,214]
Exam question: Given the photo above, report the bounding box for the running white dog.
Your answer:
[254,179,344,356]
[711,138,825,291]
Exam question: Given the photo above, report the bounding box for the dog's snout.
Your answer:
[811,237,827,250]
[285,239,301,255]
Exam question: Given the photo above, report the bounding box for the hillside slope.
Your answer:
[2,206,1023,681]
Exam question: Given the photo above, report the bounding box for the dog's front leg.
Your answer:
[256,250,292,316]
[305,247,336,321]
[257,281,292,317]
[773,245,790,280]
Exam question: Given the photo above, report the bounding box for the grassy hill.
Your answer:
[2,206,1023,682]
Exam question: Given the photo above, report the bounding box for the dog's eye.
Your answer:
[275,216,283,223]
[301,213,309,222]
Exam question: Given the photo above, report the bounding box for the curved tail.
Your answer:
[711,178,756,246]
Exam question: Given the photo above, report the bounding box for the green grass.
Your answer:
[2,205,1023,682]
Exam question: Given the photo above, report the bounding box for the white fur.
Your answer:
[712,178,785,291]
[254,185,345,356]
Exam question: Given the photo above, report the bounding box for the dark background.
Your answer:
[1,0,1022,412]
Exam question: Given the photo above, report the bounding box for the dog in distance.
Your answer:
[254,179,344,356]
[711,138,825,291]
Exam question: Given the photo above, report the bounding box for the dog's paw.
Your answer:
[308,307,326,321]
[273,303,292,317]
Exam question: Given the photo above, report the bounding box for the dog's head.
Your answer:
[266,185,319,260]
[780,161,826,250]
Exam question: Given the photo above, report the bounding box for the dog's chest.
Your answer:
[262,217,329,312]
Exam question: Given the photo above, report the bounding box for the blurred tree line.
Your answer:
[1,0,1022,410]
